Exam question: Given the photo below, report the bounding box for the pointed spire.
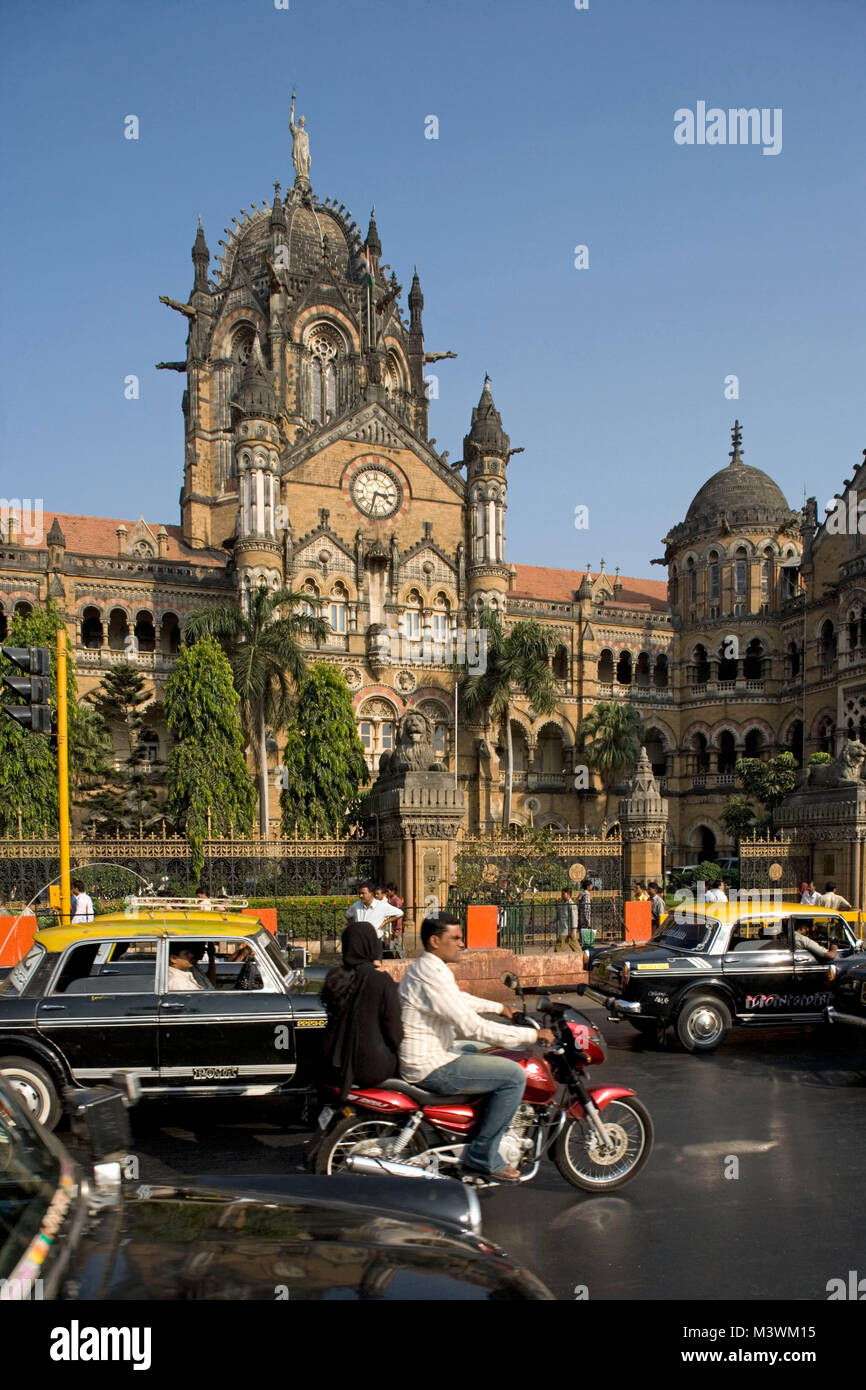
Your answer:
[365,206,381,259]
[409,266,424,314]
[464,374,510,460]
[192,217,210,292]
[729,418,743,464]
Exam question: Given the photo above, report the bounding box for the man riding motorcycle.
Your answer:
[398,913,554,1182]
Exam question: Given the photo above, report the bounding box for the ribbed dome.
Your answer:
[681,422,791,533]
[217,192,362,287]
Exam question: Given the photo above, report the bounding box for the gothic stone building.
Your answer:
[0,151,853,865]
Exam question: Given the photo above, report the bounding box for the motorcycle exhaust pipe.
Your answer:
[345,1154,446,1180]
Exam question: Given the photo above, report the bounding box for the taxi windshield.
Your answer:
[0,1085,63,1280]
[653,916,716,952]
[257,929,293,981]
[0,943,45,998]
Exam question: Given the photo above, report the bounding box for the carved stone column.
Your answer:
[618,747,669,894]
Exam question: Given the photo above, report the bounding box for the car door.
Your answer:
[157,937,297,1091]
[787,916,837,1015]
[721,918,802,1019]
[36,938,160,1085]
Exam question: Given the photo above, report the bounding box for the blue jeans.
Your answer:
[420,1042,526,1173]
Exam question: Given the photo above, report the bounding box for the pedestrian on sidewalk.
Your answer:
[577,878,594,949]
[648,882,665,931]
[554,888,578,952]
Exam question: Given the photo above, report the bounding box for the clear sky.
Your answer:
[1,0,863,577]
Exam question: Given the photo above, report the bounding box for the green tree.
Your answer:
[185,584,329,837]
[164,637,256,878]
[577,701,646,820]
[734,752,798,811]
[720,794,756,846]
[808,751,834,766]
[462,607,558,829]
[279,664,369,835]
[85,665,160,833]
[0,602,95,835]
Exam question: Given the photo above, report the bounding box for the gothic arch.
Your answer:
[810,706,837,739]
[708,719,741,748]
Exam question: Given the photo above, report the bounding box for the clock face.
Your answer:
[351,466,401,518]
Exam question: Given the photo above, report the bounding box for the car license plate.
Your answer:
[317,1105,334,1130]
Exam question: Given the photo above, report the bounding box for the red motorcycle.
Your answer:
[313,980,653,1192]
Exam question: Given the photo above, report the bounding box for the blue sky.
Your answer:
[1,0,863,576]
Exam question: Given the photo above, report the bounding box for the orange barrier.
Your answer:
[242,907,277,936]
[624,900,653,942]
[466,904,498,949]
[0,915,38,968]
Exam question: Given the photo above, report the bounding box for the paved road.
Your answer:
[114,1001,866,1301]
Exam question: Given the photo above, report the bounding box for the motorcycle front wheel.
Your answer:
[314,1114,426,1176]
[553,1097,653,1192]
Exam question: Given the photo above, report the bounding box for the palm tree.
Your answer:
[185,584,329,836]
[462,607,558,830]
[578,701,645,820]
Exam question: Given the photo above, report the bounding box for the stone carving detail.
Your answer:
[395,669,416,694]
[379,710,443,776]
[343,666,363,690]
[797,740,866,788]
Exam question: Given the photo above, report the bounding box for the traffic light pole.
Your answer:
[56,629,71,928]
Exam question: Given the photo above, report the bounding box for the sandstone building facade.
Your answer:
[0,139,854,866]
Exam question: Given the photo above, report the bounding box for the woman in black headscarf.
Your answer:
[321,920,403,1100]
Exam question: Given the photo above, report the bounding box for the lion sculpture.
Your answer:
[800,738,866,788]
[378,711,444,777]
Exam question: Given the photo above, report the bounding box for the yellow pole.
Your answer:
[56,629,71,928]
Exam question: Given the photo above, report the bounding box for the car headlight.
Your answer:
[622,961,630,985]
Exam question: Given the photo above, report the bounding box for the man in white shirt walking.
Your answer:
[398,913,553,1181]
[70,878,94,924]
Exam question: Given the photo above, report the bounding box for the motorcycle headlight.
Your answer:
[582,949,589,970]
[622,961,630,985]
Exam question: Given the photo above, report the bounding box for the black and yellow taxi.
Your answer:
[0,910,327,1127]
[580,901,864,1053]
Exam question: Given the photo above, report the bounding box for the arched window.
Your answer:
[691,644,711,684]
[669,567,679,607]
[760,553,773,606]
[733,547,749,602]
[743,728,765,760]
[635,652,651,687]
[644,728,667,778]
[107,608,129,651]
[616,650,632,685]
[653,653,669,688]
[432,593,450,643]
[299,581,319,618]
[717,640,738,682]
[553,645,569,681]
[139,729,159,766]
[359,721,373,751]
[692,732,710,774]
[14,601,33,620]
[785,640,801,678]
[380,721,394,753]
[536,725,565,777]
[135,611,155,653]
[817,717,835,754]
[510,723,529,772]
[597,649,614,684]
[306,326,340,424]
[357,699,399,772]
[743,638,764,680]
[329,583,348,634]
[403,591,423,641]
[708,551,720,603]
[786,719,804,764]
[80,607,103,649]
[686,557,696,605]
[818,619,837,669]
[160,612,181,655]
[718,730,737,774]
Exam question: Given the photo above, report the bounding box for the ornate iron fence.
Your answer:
[0,830,381,907]
[739,830,811,902]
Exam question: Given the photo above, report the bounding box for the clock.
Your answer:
[351,465,402,518]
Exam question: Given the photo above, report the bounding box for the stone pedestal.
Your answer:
[360,712,465,944]
[774,768,866,907]
[618,748,669,893]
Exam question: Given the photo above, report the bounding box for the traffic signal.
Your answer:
[1,646,52,733]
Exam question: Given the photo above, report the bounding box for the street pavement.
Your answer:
[102,999,865,1302]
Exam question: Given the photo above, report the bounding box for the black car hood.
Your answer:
[68,1180,553,1301]
[593,941,681,970]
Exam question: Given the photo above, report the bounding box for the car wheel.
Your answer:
[675,995,731,1053]
[0,1055,61,1129]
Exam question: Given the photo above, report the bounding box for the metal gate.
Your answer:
[739,831,811,903]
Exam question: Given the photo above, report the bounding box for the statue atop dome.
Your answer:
[290,91,311,189]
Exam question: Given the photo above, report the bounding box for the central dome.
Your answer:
[680,422,792,534]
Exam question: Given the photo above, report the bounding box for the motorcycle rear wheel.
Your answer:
[553,1097,653,1192]
[315,1114,426,1176]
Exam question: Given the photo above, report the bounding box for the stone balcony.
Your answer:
[596,682,673,703]
[75,646,177,674]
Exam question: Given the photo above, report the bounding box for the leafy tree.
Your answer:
[279,664,369,835]
[71,704,114,825]
[808,751,834,766]
[84,665,160,833]
[461,607,558,829]
[0,603,92,835]
[185,584,329,837]
[734,752,798,811]
[164,637,256,878]
[720,794,756,846]
[578,701,645,820]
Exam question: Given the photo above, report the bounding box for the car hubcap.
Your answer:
[689,1008,722,1043]
[4,1074,43,1119]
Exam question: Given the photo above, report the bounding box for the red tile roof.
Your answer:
[40,513,226,567]
[510,563,668,611]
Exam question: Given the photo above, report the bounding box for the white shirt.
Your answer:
[70,891,94,923]
[347,897,403,940]
[167,964,205,991]
[800,891,820,905]
[818,892,850,911]
[398,952,537,1083]
[704,888,727,903]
